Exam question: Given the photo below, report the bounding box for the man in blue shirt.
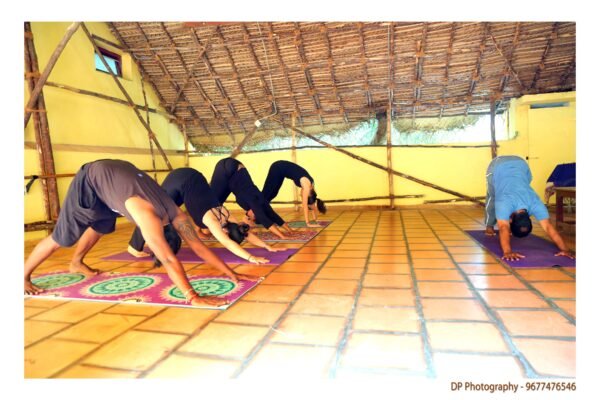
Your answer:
[485,156,575,261]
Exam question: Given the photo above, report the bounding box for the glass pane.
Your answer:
[95,53,119,75]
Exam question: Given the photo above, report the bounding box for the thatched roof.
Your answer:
[107,22,575,148]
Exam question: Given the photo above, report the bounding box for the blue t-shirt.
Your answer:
[492,156,549,221]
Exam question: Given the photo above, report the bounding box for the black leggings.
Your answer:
[210,158,242,204]
[262,170,285,202]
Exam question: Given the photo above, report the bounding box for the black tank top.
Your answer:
[161,168,220,228]
[272,160,313,187]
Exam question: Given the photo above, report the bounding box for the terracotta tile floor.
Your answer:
[24,206,576,379]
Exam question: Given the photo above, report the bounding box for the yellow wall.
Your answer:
[25,22,186,241]
[190,91,575,209]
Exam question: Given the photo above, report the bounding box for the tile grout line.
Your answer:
[400,210,438,379]
[421,209,540,378]
[327,210,380,378]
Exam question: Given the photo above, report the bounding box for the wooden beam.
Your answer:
[81,22,173,170]
[529,23,559,92]
[24,22,81,129]
[275,118,484,206]
[464,23,489,116]
[140,77,157,181]
[132,23,213,139]
[489,29,525,92]
[230,123,260,158]
[24,22,61,224]
[386,107,394,209]
[270,194,423,204]
[412,23,428,126]
[291,114,300,211]
[439,22,456,119]
[490,98,498,159]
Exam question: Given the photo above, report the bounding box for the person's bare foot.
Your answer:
[24,278,43,295]
[128,245,150,258]
[485,226,496,236]
[69,261,100,277]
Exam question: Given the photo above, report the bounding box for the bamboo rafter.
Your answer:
[529,22,559,92]
[135,22,215,139]
[464,22,489,116]
[439,22,456,119]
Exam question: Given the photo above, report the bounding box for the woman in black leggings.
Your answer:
[210,158,293,239]
[128,168,285,263]
[262,160,326,227]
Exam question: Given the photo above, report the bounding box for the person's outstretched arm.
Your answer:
[497,220,525,261]
[125,198,228,307]
[300,179,320,227]
[539,219,575,259]
[202,212,269,264]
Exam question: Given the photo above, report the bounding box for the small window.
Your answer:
[95,47,122,77]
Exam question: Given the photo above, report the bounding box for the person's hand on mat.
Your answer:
[555,250,575,259]
[247,255,269,264]
[24,279,44,295]
[191,295,229,307]
[485,226,496,236]
[232,273,263,282]
[266,245,287,252]
[502,251,526,261]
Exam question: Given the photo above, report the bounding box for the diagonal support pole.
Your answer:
[80,22,172,170]
[275,117,484,206]
[24,22,82,129]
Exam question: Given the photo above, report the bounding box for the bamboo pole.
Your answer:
[490,98,498,159]
[45,81,174,119]
[183,125,190,167]
[269,194,423,204]
[24,22,61,225]
[291,114,300,211]
[425,196,485,204]
[24,22,82,128]
[140,77,157,181]
[230,122,261,158]
[386,107,395,209]
[275,117,485,206]
[81,22,173,170]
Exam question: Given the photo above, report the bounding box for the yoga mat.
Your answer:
[200,230,320,243]
[465,230,576,268]
[255,220,332,229]
[26,271,261,309]
[102,247,297,265]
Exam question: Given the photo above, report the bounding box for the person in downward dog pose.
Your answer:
[210,157,293,239]
[24,159,257,307]
[484,155,575,261]
[128,167,286,262]
[262,160,327,228]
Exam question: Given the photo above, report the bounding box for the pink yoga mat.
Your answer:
[27,271,261,309]
[465,230,576,268]
[102,247,297,265]
[256,220,332,229]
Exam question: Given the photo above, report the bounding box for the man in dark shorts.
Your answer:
[24,159,257,307]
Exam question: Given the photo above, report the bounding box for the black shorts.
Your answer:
[51,164,117,247]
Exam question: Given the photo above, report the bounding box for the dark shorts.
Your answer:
[51,164,117,247]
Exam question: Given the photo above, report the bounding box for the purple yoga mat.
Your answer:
[27,271,260,309]
[200,230,320,243]
[465,230,576,268]
[102,247,297,265]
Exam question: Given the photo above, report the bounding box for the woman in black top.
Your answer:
[210,158,293,239]
[127,168,285,262]
[262,160,326,227]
